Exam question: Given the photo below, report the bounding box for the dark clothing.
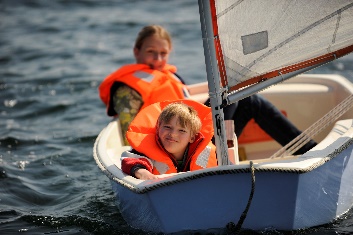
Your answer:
[206,94,317,155]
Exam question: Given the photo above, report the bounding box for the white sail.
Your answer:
[199,0,353,165]
[214,0,353,90]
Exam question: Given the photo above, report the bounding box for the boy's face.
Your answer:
[158,116,195,160]
[134,35,170,71]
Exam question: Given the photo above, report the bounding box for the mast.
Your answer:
[198,0,230,165]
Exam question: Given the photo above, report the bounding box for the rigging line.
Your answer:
[272,94,353,158]
[287,94,353,154]
[285,105,344,153]
[226,161,255,234]
[270,94,353,159]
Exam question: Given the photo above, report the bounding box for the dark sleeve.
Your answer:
[121,150,154,177]
[108,82,143,116]
[129,164,147,178]
[108,82,124,116]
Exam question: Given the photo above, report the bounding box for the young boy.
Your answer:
[121,99,218,180]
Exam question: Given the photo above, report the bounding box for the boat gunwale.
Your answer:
[93,120,353,194]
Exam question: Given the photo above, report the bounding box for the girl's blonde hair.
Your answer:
[157,103,202,136]
[134,25,172,50]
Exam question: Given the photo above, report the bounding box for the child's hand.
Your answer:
[135,168,159,180]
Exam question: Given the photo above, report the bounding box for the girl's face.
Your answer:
[134,35,171,71]
[158,116,195,160]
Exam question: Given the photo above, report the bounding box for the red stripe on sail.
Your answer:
[229,44,353,92]
[210,0,227,87]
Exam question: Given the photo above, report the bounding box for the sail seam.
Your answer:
[330,9,341,51]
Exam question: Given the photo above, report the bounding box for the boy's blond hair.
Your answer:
[134,25,172,50]
[157,103,201,136]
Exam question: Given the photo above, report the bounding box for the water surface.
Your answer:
[1,1,353,234]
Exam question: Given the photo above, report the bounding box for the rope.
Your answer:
[271,94,353,158]
[227,161,256,234]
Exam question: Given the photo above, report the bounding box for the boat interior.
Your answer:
[96,74,353,187]
[188,74,353,161]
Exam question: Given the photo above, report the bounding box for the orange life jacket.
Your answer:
[99,64,187,116]
[126,99,218,174]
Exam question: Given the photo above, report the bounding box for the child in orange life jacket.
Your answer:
[99,24,316,154]
[121,100,217,180]
[99,25,184,146]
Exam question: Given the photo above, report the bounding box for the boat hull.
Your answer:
[108,130,353,233]
[93,74,353,233]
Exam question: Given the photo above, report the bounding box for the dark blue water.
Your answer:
[1,1,353,234]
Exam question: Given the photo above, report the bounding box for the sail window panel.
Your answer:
[241,31,268,55]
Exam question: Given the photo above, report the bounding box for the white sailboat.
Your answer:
[93,0,353,233]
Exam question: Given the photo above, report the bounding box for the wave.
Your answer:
[11,213,141,235]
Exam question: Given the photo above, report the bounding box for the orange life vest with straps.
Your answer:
[126,99,218,174]
[99,64,188,116]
